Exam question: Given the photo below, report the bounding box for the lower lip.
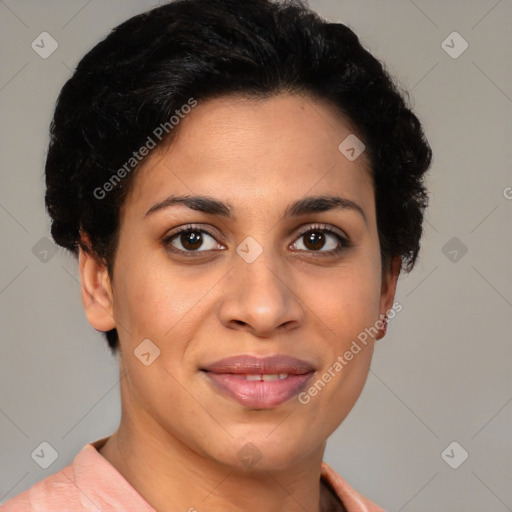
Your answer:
[203,371,314,409]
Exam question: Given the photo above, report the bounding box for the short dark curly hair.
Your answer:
[45,0,432,353]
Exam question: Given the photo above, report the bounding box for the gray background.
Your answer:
[0,0,511,511]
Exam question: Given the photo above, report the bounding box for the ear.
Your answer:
[376,255,401,340]
[78,245,116,333]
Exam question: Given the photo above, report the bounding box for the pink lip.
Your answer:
[202,354,315,375]
[201,355,315,409]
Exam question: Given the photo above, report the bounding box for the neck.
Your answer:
[99,417,332,512]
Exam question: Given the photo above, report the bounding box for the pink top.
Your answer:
[1,437,385,512]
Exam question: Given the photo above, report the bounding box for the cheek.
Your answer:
[112,255,223,365]
[315,254,382,341]
[120,350,211,452]
[299,251,381,416]
[111,253,184,340]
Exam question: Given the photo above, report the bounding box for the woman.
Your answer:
[2,0,432,510]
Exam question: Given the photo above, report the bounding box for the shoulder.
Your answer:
[1,439,155,512]
[321,461,387,512]
[1,463,81,511]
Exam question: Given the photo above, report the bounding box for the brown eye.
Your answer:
[179,230,203,251]
[164,226,224,254]
[291,224,350,254]
[301,230,327,251]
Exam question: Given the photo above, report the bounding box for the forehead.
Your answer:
[122,93,374,220]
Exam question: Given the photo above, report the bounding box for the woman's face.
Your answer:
[83,93,398,470]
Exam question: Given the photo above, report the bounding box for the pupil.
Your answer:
[305,231,324,250]
[182,231,202,250]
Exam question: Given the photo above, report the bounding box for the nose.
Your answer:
[217,248,305,338]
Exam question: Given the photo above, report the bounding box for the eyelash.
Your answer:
[162,223,351,258]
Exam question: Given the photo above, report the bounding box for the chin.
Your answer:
[211,430,320,473]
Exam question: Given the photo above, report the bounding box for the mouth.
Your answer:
[200,354,316,409]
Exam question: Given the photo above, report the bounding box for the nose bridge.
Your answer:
[235,239,288,309]
[238,244,282,297]
[217,238,304,335]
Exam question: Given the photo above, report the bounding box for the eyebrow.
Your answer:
[145,194,367,225]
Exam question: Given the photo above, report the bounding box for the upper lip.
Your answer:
[201,355,315,375]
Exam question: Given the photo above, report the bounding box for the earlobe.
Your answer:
[79,247,116,333]
[376,255,401,340]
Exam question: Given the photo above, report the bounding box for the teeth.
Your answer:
[245,374,262,381]
[244,374,289,381]
[262,374,280,382]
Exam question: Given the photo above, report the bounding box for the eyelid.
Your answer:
[294,223,349,243]
[164,223,226,244]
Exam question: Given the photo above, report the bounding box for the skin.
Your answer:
[79,93,400,512]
